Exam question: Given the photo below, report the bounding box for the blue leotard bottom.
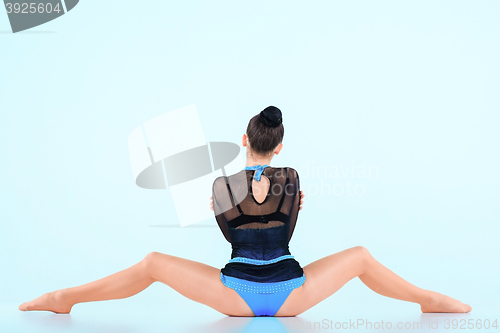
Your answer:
[220,272,306,316]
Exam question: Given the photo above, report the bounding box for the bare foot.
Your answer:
[421,291,472,313]
[18,290,73,314]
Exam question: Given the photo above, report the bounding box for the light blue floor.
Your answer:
[4,308,498,333]
[2,222,498,333]
[3,278,498,333]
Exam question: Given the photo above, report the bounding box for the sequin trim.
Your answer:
[228,254,295,265]
[220,272,306,294]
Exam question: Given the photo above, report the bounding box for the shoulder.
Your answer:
[287,168,300,189]
[212,176,226,191]
[286,167,299,177]
[212,169,245,190]
[280,167,299,180]
[270,166,299,182]
[213,175,226,183]
[268,166,299,176]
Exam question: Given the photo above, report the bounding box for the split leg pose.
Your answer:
[19,246,471,315]
[19,107,471,316]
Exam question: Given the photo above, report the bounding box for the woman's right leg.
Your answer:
[19,252,254,316]
[275,246,471,316]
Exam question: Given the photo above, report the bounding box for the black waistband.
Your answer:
[221,258,304,283]
[227,211,290,229]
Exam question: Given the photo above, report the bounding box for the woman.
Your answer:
[19,106,471,316]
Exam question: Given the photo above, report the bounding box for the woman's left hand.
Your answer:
[299,190,305,210]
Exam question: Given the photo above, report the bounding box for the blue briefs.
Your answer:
[220,255,306,316]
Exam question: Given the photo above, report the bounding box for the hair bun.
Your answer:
[259,106,283,127]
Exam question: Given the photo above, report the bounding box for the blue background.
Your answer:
[1,1,498,332]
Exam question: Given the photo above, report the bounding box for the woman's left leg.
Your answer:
[274,246,471,316]
[19,252,254,316]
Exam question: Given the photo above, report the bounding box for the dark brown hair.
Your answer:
[246,106,284,155]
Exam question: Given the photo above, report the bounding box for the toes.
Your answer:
[462,303,471,313]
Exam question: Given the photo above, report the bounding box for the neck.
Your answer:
[245,150,273,167]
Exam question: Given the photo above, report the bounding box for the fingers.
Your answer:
[209,195,214,211]
[299,191,305,210]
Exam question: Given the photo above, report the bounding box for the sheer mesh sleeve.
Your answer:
[212,176,231,243]
[286,168,300,241]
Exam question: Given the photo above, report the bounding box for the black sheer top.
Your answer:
[212,166,304,283]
